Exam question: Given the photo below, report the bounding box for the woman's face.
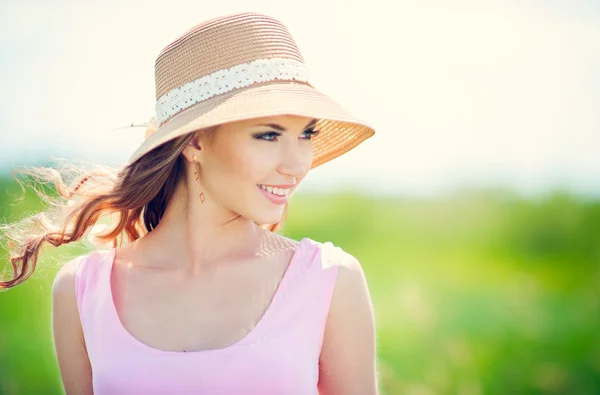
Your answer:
[191,115,318,224]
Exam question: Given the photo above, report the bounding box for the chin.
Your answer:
[252,207,286,225]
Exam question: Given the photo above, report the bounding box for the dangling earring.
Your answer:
[192,154,205,203]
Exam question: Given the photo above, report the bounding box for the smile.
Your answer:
[257,184,290,196]
[257,184,291,205]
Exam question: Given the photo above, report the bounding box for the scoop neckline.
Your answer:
[104,238,308,355]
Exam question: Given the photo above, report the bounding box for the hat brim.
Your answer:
[126,81,375,168]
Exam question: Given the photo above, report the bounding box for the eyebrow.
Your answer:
[254,118,318,131]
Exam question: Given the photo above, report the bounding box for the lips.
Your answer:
[257,185,289,205]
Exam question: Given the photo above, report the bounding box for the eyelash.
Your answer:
[254,128,320,142]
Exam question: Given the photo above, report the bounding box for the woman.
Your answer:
[2,12,378,394]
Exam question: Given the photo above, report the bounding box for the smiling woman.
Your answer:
[0,11,378,395]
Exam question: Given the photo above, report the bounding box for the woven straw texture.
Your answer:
[126,12,375,168]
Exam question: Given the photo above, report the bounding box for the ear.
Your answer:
[181,126,218,163]
[182,133,202,163]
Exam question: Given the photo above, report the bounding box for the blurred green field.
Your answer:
[1,177,599,394]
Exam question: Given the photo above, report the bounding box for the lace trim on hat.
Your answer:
[155,57,310,125]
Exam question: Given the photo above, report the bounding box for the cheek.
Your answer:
[209,143,272,188]
[232,146,273,181]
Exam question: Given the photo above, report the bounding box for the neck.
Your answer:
[137,177,263,275]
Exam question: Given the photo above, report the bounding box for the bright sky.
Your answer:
[1,0,599,197]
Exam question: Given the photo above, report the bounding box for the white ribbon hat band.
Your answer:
[155,58,310,126]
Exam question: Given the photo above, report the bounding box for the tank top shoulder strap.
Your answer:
[280,238,340,287]
[299,238,362,309]
[70,249,113,324]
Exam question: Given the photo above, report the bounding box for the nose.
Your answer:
[277,140,311,179]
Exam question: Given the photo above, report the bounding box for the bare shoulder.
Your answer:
[318,244,379,394]
[52,256,83,296]
[52,255,94,394]
[328,247,375,348]
[327,245,371,301]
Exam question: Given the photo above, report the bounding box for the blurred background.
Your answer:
[1,0,599,394]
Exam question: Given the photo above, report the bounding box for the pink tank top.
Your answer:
[68,237,343,394]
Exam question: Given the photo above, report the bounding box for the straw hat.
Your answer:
[126,12,375,168]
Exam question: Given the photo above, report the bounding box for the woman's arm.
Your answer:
[318,254,379,395]
[52,259,94,395]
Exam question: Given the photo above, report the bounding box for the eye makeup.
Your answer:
[252,128,320,142]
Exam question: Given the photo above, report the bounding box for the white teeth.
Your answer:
[258,184,289,196]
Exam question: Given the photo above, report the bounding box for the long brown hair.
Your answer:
[0,128,287,290]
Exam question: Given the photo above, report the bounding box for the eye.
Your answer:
[253,131,282,141]
[301,128,320,140]
[252,128,321,142]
